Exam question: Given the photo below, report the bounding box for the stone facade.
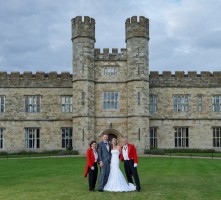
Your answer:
[0,16,221,154]
[0,73,73,152]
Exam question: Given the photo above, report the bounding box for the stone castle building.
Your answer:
[0,16,221,154]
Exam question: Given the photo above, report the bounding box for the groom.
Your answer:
[120,137,141,191]
[97,133,111,192]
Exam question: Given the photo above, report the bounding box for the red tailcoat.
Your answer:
[120,143,138,164]
[84,148,96,177]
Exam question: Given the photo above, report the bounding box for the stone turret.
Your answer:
[126,16,149,80]
[125,16,149,41]
[71,16,95,41]
[126,16,150,153]
[71,16,95,153]
[71,16,95,80]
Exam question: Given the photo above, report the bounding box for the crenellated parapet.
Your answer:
[149,71,221,87]
[0,71,72,88]
[125,16,149,41]
[94,48,127,61]
[71,16,95,41]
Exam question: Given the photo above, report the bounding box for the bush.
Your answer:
[163,148,216,153]
[3,149,79,157]
[71,150,79,155]
[144,148,165,155]
[0,151,8,156]
[53,150,79,156]
[144,148,216,155]
[14,151,30,155]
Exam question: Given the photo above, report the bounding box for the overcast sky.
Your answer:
[0,0,221,73]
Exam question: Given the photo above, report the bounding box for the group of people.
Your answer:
[84,133,141,192]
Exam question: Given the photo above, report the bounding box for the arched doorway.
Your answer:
[101,129,122,144]
[108,133,117,144]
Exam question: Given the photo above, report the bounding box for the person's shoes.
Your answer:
[136,189,141,192]
[98,189,104,192]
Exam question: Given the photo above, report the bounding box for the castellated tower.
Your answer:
[71,16,149,154]
[126,16,150,153]
[71,16,95,153]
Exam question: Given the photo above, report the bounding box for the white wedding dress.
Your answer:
[103,149,136,192]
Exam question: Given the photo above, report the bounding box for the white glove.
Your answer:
[134,163,138,168]
[91,166,94,170]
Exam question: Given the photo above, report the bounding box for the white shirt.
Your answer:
[122,145,129,160]
[104,141,109,151]
[92,149,98,162]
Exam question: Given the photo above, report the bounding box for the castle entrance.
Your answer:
[101,129,122,145]
[108,133,117,143]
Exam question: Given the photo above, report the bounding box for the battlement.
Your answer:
[0,71,72,88]
[94,48,127,61]
[149,71,221,87]
[125,16,149,27]
[71,16,95,41]
[125,16,149,41]
[72,16,95,25]
[0,71,72,80]
[149,71,221,79]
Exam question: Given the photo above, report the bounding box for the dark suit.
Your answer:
[97,141,111,190]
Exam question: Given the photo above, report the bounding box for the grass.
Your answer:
[0,157,221,200]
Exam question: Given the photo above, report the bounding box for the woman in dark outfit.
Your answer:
[84,141,98,191]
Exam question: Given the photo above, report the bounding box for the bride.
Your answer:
[103,138,136,192]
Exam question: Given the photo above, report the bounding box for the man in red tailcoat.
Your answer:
[120,137,141,191]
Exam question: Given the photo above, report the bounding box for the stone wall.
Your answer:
[150,119,217,149]
[0,121,72,152]
[149,80,221,150]
[0,83,73,152]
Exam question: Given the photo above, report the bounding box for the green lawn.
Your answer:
[0,157,220,200]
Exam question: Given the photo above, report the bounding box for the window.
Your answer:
[25,96,40,113]
[213,127,221,147]
[137,65,140,75]
[198,95,202,112]
[150,127,157,148]
[174,127,189,148]
[0,96,5,113]
[61,96,72,112]
[150,95,157,113]
[103,92,119,110]
[137,92,141,105]
[0,129,4,149]
[82,92,85,106]
[82,129,84,142]
[25,128,40,149]
[138,128,141,141]
[173,95,188,112]
[212,96,221,112]
[62,128,73,148]
[104,67,117,76]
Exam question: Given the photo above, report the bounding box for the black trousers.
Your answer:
[124,159,141,191]
[88,162,98,191]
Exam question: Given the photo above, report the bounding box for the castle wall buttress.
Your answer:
[126,16,150,153]
[72,16,95,153]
